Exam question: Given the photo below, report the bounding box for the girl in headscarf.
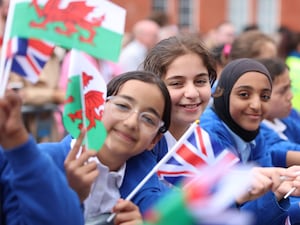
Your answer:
[201,58,300,225]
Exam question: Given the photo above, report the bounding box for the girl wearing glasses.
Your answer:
[63,71,172,225]
[120,35,300,225]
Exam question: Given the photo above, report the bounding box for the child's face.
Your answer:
[265,69,293,120]
[102,80,164,159]
[164,53,211,133]
[229,72,272,131]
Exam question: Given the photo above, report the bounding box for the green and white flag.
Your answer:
[9,0,126,61]
[63,49,107,151]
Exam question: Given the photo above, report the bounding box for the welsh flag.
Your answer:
[63,49,107,151]
[7,0,126,62]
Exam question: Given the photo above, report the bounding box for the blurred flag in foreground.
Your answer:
[63,50,107,151]
[144,156,254,225]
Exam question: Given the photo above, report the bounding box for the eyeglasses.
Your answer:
[106,96,164,133]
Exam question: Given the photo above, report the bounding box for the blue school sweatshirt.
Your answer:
[259,121,300,168]
[200,107,291,225]
[0,135,84,225]
[38,135,169,215]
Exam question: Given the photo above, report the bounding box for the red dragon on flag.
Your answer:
[65,72,105,131]
[30,0,106,44]
[63,50,107,151]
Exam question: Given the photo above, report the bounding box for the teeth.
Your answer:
[185,105,197,109]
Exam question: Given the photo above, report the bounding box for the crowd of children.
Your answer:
[2,8,300,225]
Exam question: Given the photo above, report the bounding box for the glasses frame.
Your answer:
[106,95,165,133]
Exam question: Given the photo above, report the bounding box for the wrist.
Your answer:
[1,128,29,150]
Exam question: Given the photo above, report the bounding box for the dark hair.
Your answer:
[143,33,217,87]
[242,24,259,32]
[230,30,276,60]
[277,26,295,59]
[107,71,171,133]
[256,57,289,82]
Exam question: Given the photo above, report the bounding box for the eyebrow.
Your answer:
[234,85,272,92]
[116,95,162,118]
[166,73,209,80]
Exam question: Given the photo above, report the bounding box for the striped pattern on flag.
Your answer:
[6,37,54,83]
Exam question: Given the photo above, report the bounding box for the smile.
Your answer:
[114,129,137,143]
[180,103,201,109]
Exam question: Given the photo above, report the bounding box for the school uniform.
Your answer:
[39,135,169,217]
[260,120,300,168]
[199,58,298,225]
[201,107,290,225]
[262,116,300,145]
[0,136,83,225]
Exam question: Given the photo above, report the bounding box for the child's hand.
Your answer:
[235,167,286,204]
[112,199,142,225]
[273,166,300,199]
[64,130,99,202]
[0,90,28,149]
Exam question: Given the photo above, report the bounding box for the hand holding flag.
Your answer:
[144,160,254,225]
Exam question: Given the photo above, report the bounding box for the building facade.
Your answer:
[112,0,300,35]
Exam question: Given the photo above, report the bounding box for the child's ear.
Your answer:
[146,133,163,150]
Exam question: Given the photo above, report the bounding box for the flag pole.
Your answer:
[70,49,90,150]
[106,120,200,223]
[78,54,90,151]
[0,1,15,96]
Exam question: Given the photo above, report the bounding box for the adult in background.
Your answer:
[118,19,160,73]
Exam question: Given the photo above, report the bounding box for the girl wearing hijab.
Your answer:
[201,58,300,225]
[119,36,300,223]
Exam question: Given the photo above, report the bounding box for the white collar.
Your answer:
[262,118,288,140]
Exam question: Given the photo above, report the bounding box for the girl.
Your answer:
[200,58,300,225]
[121,35,300,224]
[41,71,172,225]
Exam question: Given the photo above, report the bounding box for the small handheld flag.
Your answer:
[63,49,107,151]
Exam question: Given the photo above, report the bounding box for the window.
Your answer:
[178,0,193,28]
[257,0,279,34]
[228,0,249,34]
[152,0,167,12]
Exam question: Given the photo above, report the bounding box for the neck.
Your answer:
[97,147,125,171]
[169,123,190,141]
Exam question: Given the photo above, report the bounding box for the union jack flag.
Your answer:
[6,37,54,83]
[157,125,239,185]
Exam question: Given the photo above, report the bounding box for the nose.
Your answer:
[123,110,139,129]
[287,89,293,101]
[184,83,199,99]
[249,95,261,111]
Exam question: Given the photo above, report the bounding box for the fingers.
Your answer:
[112,199,142,225]
[65,129,87,163]
[0,90,28,149]
[64,149,98,181]
[64,149,99,202]
[0,98,9,130]
[285,165,300,178]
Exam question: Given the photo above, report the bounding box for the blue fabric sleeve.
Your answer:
[120,150,170,215]
[288,201,300,225]
[2,135,83,225]
[241,192,289,225]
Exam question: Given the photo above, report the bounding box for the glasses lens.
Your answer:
[107,96,164,132]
